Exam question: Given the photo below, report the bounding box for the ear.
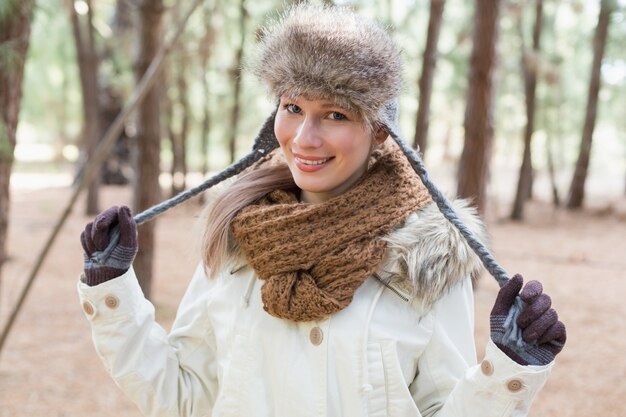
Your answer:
[373,126,388,145]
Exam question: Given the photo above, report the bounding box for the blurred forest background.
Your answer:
[1,0,626,415]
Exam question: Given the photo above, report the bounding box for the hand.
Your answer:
[80,206,138,286]
[490,274,566,366]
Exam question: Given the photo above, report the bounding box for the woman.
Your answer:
[78,5,565,417]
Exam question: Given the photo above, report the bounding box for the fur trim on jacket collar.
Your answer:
[379,199,487,309]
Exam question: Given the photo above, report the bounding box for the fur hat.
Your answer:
[250,4,402,128]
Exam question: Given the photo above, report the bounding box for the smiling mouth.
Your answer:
[294,156,334,166]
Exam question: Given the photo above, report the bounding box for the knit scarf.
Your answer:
[230,142,432,322]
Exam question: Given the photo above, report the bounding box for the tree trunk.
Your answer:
[170,56,189,197]
[100,86,131,185]
[133,0,164,299]
[67,0,102,215]
[0,0,34,285]
[164,77,177,192]
[546,127,560,207]
[457,0,503,214]
[413,0,445,155]
[112,0,134,33]
[566,0,614,209]
[511,0,544,220]
[97,0,134,186]
[198,8,216,205]
[228,0,247,163]
[545,68,563,208]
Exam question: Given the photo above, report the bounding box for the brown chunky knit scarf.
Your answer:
[230,142,431,322]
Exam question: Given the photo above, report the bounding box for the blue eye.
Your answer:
[285,104,302,114]
[330,112,346,120]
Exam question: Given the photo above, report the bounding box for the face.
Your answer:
[274,96,387,204]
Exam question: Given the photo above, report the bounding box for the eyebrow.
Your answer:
[320,102,348,111]
[282,96,350,112]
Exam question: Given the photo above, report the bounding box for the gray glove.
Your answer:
[80,206,138,286]
[490,274,566,366]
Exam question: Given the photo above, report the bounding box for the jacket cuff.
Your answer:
[77,267,147,323]
[473,340,553,410]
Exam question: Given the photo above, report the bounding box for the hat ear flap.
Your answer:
[252,105,280,155]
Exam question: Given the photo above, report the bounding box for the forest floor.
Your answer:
[1,171,626,417]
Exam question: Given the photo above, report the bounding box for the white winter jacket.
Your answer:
[77,201,553,417]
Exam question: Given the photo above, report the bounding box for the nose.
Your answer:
[293,117,323,149]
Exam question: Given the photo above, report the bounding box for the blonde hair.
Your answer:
[202,161,295,278]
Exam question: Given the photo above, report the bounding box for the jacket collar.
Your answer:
[380,199,487,309]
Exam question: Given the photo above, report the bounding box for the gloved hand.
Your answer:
[80,205,138,286]
[490,274,566,366]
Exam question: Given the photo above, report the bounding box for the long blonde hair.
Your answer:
[201,161,295,278]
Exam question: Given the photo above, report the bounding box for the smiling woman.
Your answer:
[76,4,565,417]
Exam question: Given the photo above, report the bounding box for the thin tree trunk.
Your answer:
[511,0,544,220]
[67,0,102,215]
[228,0,247,163]
[567,0,614,209]
[413,0,445,155]
[54,57,71,162]
[198,9,215,205]
[164,75,177,194]
[133,0,165,299]
[0,0,34,285]
[457,0,503,214]
[171,55,189,196]
[99,0,135,185]
[164,75,186,197]
[545,126,560,207]
[112,0,134,33]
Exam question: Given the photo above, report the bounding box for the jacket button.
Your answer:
[310,327,323,346]
[104,295,119,309]
[506,379,524,392]
[82,301,95,316]
[480,360,494,376]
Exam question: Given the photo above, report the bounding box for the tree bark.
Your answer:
[0,0,34,284]
[112,0,134,34]
[566,0,614,209]
[67,0,102,215]
[413,0,445,155]
[228,0,247,163]
[546,126,560,207]
[511,0,544,220]
[170,55,189,197]
[198,7,216,205]
[99,85,132,185]
[457,0,503,214]
[98,0,135,186]
[132,0,164,299]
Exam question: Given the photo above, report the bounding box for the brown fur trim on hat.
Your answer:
[249,4,402,127]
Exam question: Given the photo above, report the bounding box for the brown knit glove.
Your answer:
[490,274,566,366]
[80,206,138,286]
